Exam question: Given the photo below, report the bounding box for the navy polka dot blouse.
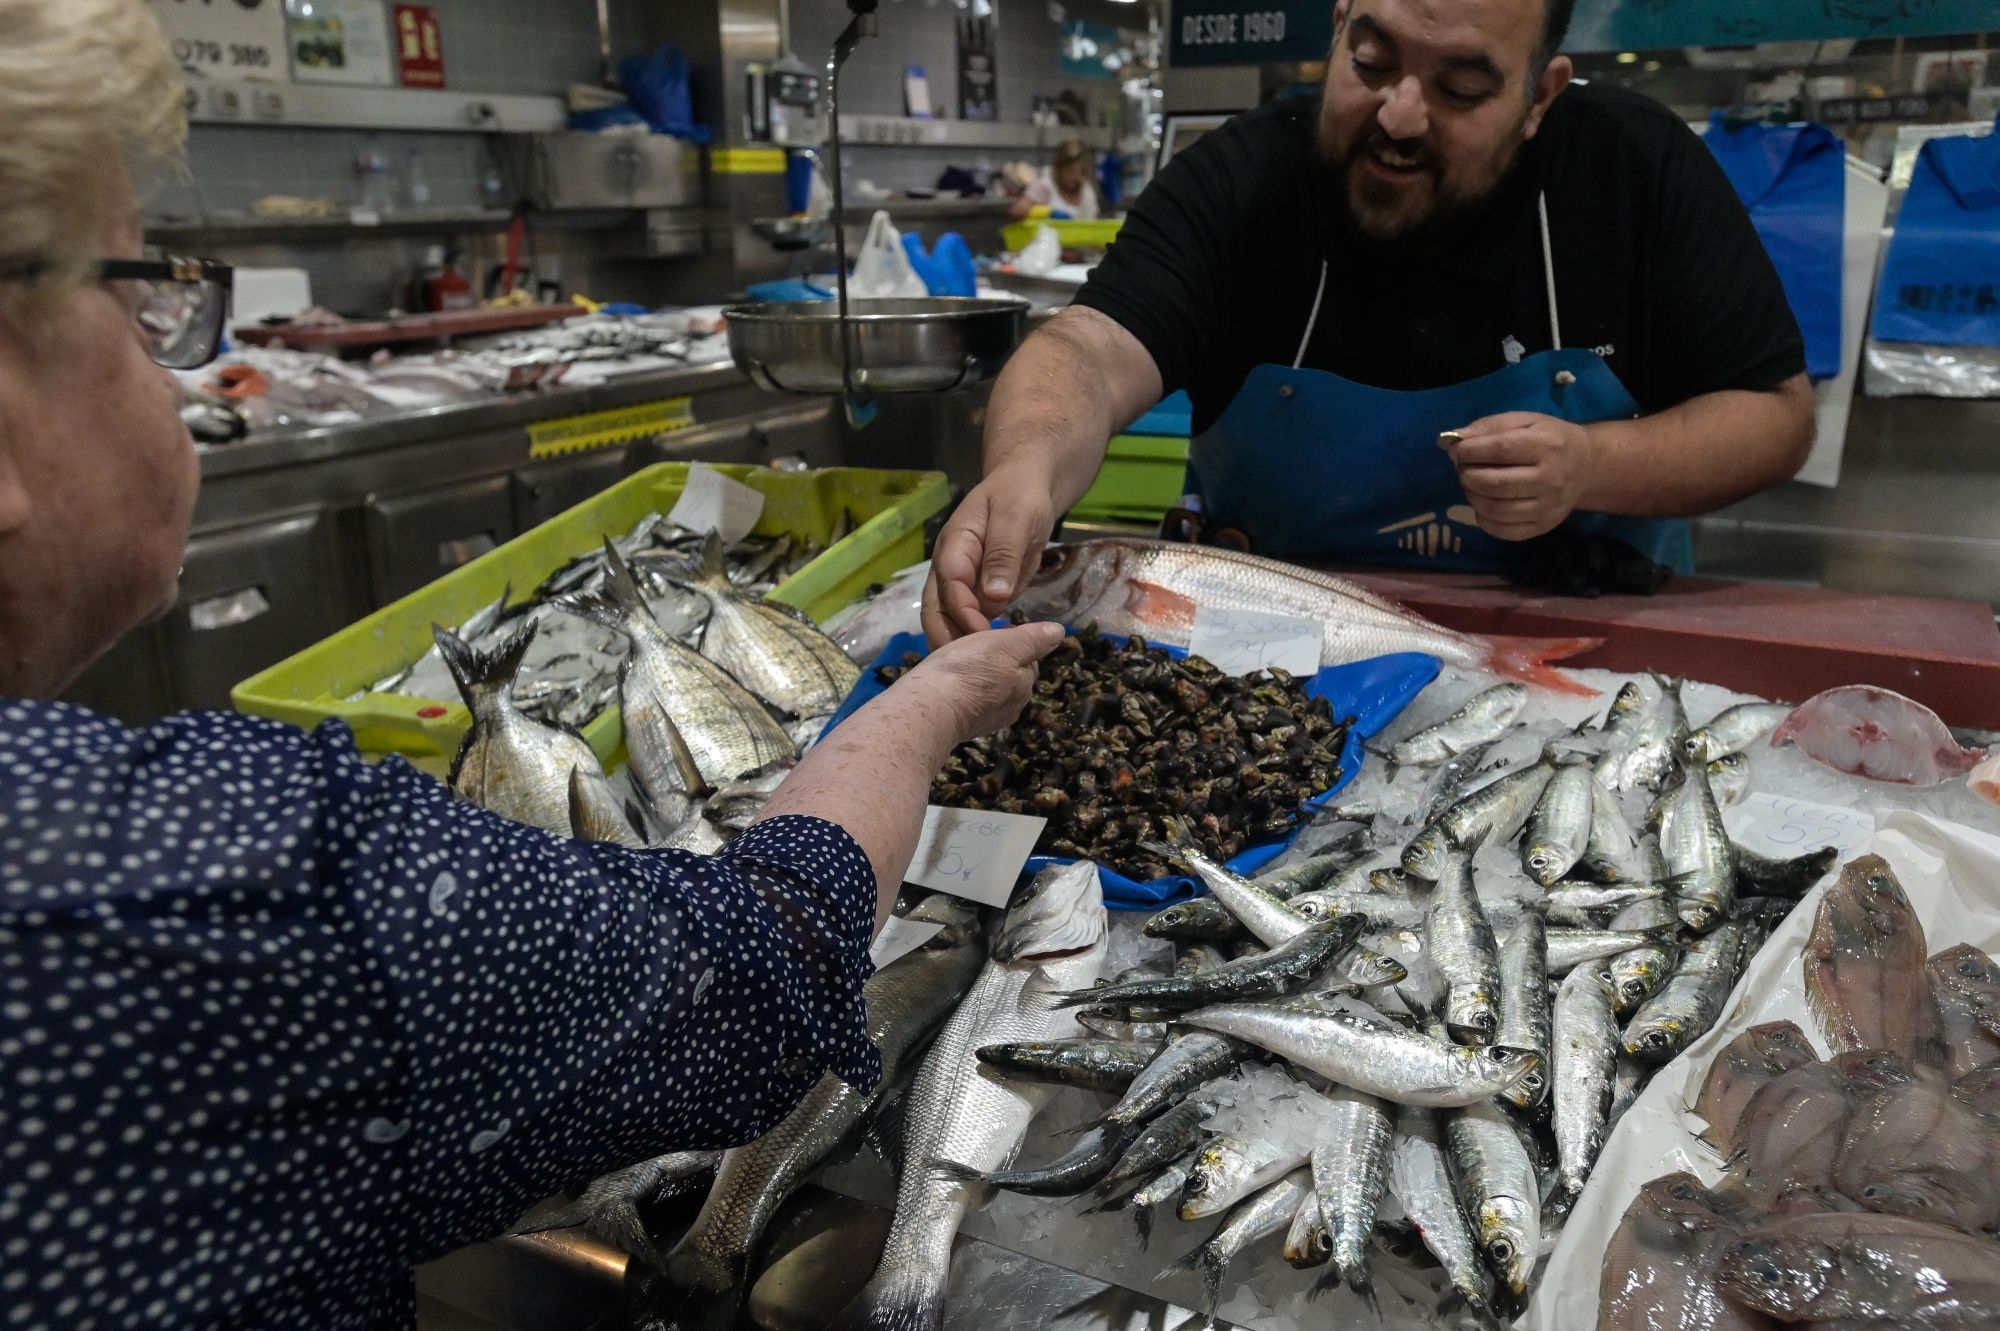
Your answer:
[0,702,880,1329]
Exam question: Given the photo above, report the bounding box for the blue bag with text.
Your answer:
[1703,114,1847,380]
[821,628,1439,908]
[1873,116,2000,348]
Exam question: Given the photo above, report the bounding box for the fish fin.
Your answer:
[1160,1242,1225,1315]
[928,1158,990,1187]
[698,529,728,586]
[1479,634,1603,698]
[1132,1201,1157,1250]
[1122,578,1200,632]
[1363,743,1402,783]
[513,1196,662,1270]
[432,618,537,711]
[567,767,593,841]
[824,1283,947,1331]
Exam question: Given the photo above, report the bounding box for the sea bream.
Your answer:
[829,862,1108,1331]
[1013,538,1600,692]
[674,531,860,718]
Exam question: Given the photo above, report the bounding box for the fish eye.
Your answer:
[1866,872,1889,890]
[1670,1182,1698,1200]
[1750,1259,1784,1288]
[1490,1239,1513,1264]
[1960,958,1983,978]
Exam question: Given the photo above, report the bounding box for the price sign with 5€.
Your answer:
[907,807,1048,907]
[1188,606,1324,678]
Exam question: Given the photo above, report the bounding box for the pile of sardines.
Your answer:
[516,673,1839,1330]
[411,515,859,853]
[1603,853,2000,1330]
[880,624,1352,881]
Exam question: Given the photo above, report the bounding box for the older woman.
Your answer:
[1009,134,1102,222]
[0,3,1062,1327]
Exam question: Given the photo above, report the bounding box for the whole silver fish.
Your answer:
[829,862,1107,1331]
[1541,882,1665,928]
[1418,740,1500,826]
[973,1038,1164,1094]
[1388,683,1528,768]
[561,540,794,787]
[1494,916,1552,1109]
[1176,1003,1539,1107]
[1444,1098,1541,1303]
[1659,758,1737,931]
[513,1150,718,1268]
[1522,763,1595,886]
[1307,1087,1394,1293]
[1625,921,1746,1063]
[1388,1105,1492,1317]
[1250,827,1373,898]
[1089,1094,1218,1199]
[1594,677,1688,792]
[1327,945,1409,989]
[1107,1160,1192,1250]
[652,899,982,1322]
[1607,894,1681,1017]
[435,621,629,839]
[1547,926,1672,975]
[1551,965,1620,1198]
[1051,916,1362,1012]
[1179,1135,1310,1220]
[1685,701,1791,763]
[1708,751,1752,806]
[1402,761,1555,880]
[1090,1031,1243,1129]
[678,532,859,718]
[1426,847,1502,1044]
[1283,1180,1332,1270]
[1167,1169,1314,1315]
[1142,832,1307,946]
[1577,774,1647,882]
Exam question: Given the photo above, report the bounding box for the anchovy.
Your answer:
[1551,965,1620,1198]
[1388,1104,1492,1317]
[1444,1098,1542,1304]
[1176,1002,1539,1107]
[1049,916,1362,1012]
[1625,921,1747,1063]
[1426,846,1502,1044]
[1403,761,1555,880]
[1388,683,1529,769]
[1166,1169,1314,1315]
[1522,763,1595,886]
[973,1039,1165,1094]
[1307,1087,1394,1293]
[1685,702,1791,763]
[1494,915,1552,1110]
[1659,758,1737,932]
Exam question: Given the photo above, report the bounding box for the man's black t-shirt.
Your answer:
[1075,83,1807,436]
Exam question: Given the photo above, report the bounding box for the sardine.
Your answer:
[933,1119,1144,1197]
[1494,915,1552,1109]
[1802,854,1943,1065]
[1282,1179,1332,1270]
[676,532,859,718]
[1625,922,1747,1063]
[1179,1136,1311,1220]
[1577,774,1647,882]
[1387,1104,1491,1316]
[1015,538,1599,691]
[828,859,1107,1331]
[1326,945,1409,989]
[1693,1020,1818,1158]
[1685,702,1792,763]
[1540,881,1665,922]
[1595,677,1688,792]
[1141,830,1309,947]
[1088,1094,1219,1199]
[1444,1098,1541,1303]
[1049,915,1362,1012]
[1551,965,1620,1198]
[1176,1002,1539,1107]
[1307,1087,1394,1293]
[1088,1031,1244,1130]
[1141,896,1248,943]
[1402,761,1555,880]
[1659,758,1737,932]
[1387,683,1529,769]
[561,540,794,786]
[1522,763,1595,886]
[1715,1211,2000,1325]
[1427,846,1502,1044]
[435,621,629,839]
[512,1150,718,1268]
[1599,1173,1766,1331]
[973,1039,1164,1094]
[1607,893,1680,1017]
[1607,1051,1648,1126]
[1074,1008,1170,1043]
[1929,943,2000,1078]
[1418,740,1500,826]
[1707,751,1752,806]
[1095,1160,1192,1250]
[1547,926,1674,975]
[1174,942,1231,976]
[1166,1168,1314,1315]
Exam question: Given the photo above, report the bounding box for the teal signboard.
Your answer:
[1168,0,1335,68]
[1568,0,1999,52]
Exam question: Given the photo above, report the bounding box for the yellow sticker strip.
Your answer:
[710,146,787,175]
[527,396,696,459]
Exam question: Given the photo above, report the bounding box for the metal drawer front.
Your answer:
[364,475,517,607]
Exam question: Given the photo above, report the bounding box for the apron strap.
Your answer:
[1538,191,1562,351]
[1293,259,1329,369]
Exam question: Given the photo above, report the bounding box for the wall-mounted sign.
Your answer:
[1567,0,1999,53]
[287,0,394,86]
[147,0,288,82]
[958,11,999,122]
[393,4,444,89]
[1168,0,1334,69]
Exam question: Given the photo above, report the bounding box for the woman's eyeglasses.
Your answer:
[1,253,235,370]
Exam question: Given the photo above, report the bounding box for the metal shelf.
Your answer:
[145,207,648,246]
[186,78,565,134]
[835,116,1116,151]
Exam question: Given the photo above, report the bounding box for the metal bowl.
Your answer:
[723,297,1028,395]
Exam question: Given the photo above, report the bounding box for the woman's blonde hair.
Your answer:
[0,0,187,303]
[1053,135,1091,173]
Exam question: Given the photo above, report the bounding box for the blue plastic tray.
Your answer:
[825,629,1439,908]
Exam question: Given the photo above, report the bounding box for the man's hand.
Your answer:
[899,620,1064,744]
[1442,412,1601,542]
[921,468,1056,646]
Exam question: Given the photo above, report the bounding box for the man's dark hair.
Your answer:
[1538,0,1577,66]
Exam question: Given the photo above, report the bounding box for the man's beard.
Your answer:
[1316,118,1528,249]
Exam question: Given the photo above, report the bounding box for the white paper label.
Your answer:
[906,806,1048,908]
[668,463,767,545]
[868,916,946,970]
[1724,791,1877,862]
[287,0,396,86]
[1187,606,1324,678]
[148,0,288,82]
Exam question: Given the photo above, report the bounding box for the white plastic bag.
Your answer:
[849,210,928,299]
[1014,222,1062,277]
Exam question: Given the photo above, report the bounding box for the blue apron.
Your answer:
[1185,193,1693,573]
[1703,113,1847,381]
[1872,114,2000,348]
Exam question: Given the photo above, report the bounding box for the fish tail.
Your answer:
[927,1158,990,1187]
[432,618,537,710]
[825,1272,947,1331]
[1479,634,1603,697]
[622,1266,743,1331]
[513,1196,661,1270]
[559,537,652,630]
[1132,1201,1156,1250]
[697,529,729,585]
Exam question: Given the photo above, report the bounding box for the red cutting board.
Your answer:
[235,304,583,350]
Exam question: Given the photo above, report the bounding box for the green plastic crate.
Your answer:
[1070,433,1189,526]
[1001,217,1125,253]
[233,463,947,778]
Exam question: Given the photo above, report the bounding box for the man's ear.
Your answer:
[1524,54,1573,141]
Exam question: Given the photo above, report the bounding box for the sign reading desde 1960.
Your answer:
[1169,1,1332,68]
[1181,9,1290,45]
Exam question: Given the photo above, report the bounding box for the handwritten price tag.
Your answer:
[869,915,947,970]
[1187,607,1324,678]
[668,463,767,544]
[1724,791,1876,864]
[907,806,1048,907]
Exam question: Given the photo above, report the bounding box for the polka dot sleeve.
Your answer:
[0,702,879,1329]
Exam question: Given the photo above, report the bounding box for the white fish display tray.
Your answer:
[1525,809,2000,1331]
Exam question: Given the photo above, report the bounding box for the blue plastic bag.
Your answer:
[1703,115,1847,381]
[821,629,1440,909]
[617,44,712,145]
[1873,115,2000,348]
[899,232,978,297]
